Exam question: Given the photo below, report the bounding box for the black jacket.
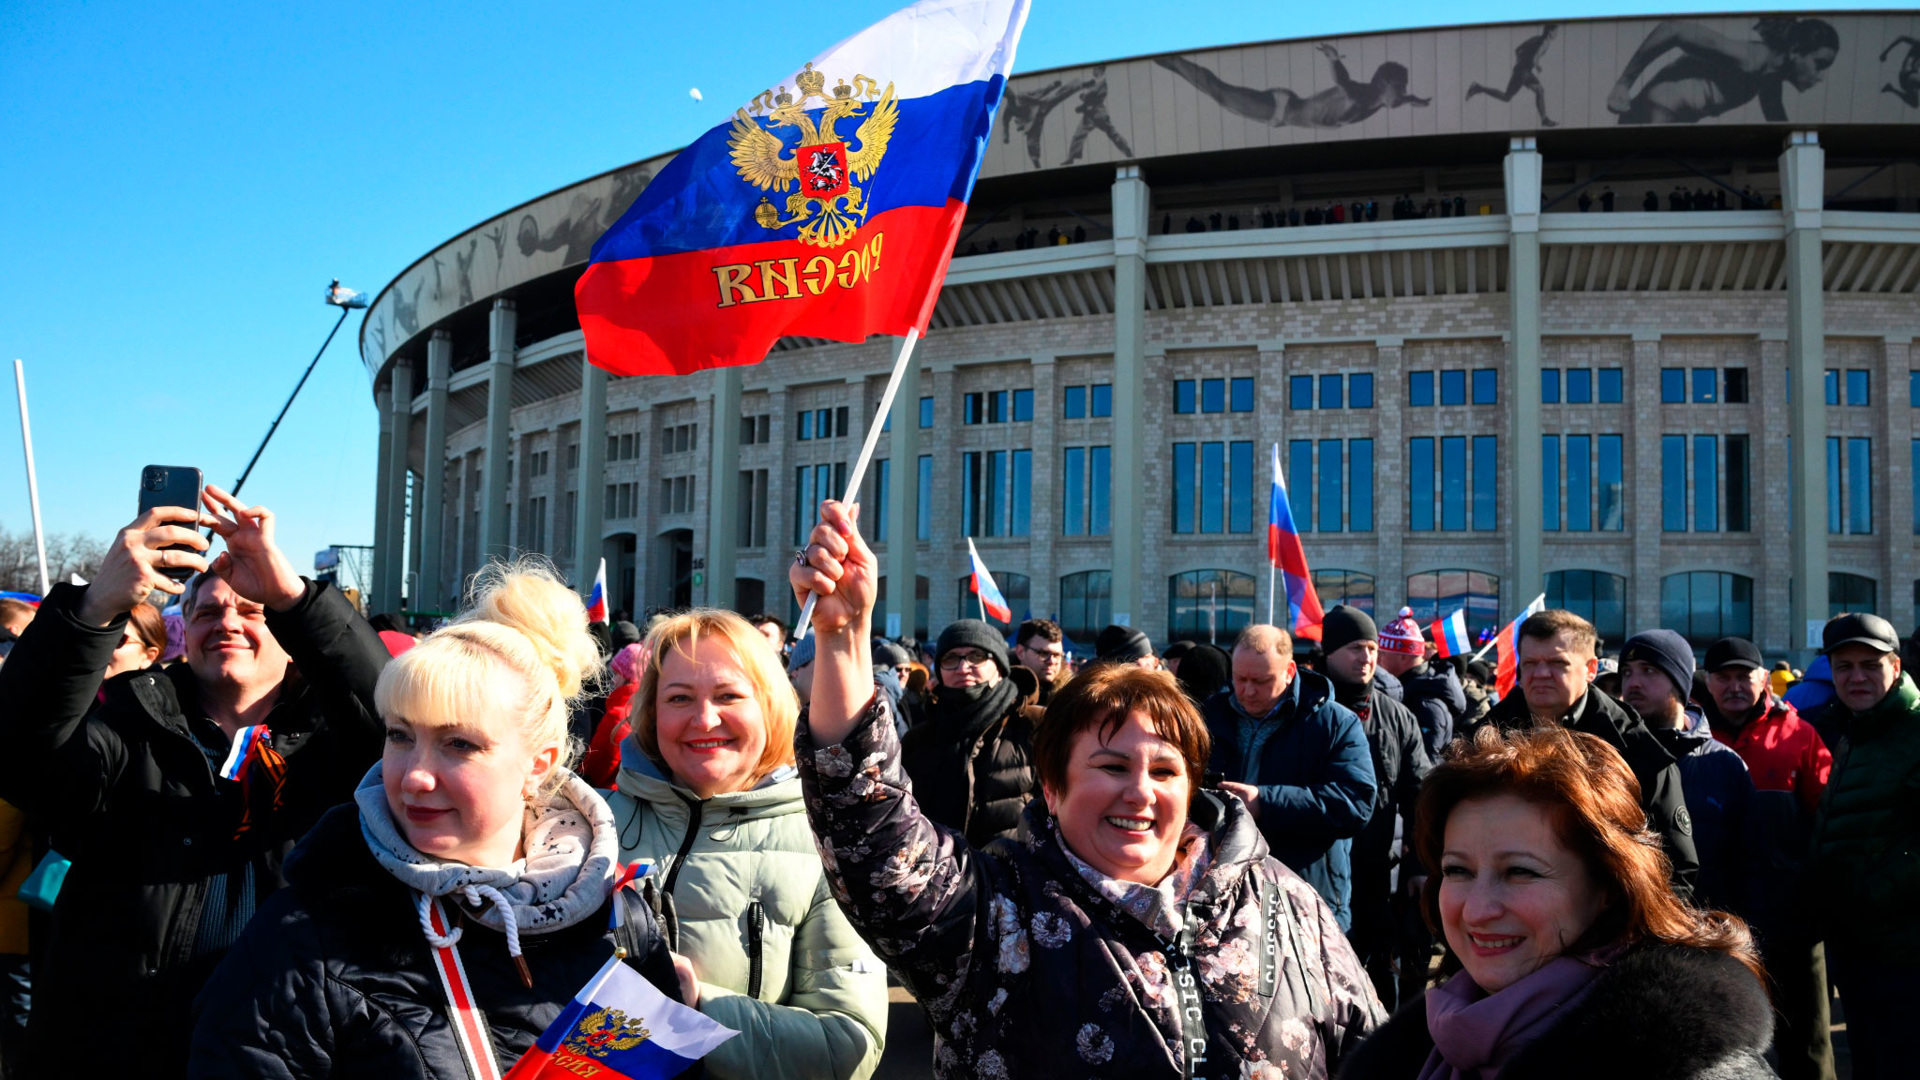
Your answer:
[1337,683,1432,884]
[1652,708,1762,918]
[1337,945,1775,1080]
[1472,687,1700,899]
[1397,661,1467,760]
[0,579,387,1077]
[189,805,683,1078]
[901,666,1044,847]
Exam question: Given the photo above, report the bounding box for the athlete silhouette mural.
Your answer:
[1001,67,1133,168]
[1884,36,1920,107]
[1156,42,1430,129]
[1466,25,1558,127]
[1606,16,1839,123]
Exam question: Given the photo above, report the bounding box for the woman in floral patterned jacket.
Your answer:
[789,500,1384,1079]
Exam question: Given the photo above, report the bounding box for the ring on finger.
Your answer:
[793,547,809,568]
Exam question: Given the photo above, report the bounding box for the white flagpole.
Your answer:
[13,360,50,596]
[794,328,920,639]
[1268,565,1275,626]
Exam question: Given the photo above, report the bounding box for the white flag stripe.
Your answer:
[597,960,739,1059]
[771,0,1030,102]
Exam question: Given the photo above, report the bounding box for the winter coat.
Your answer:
[1337,684,1431,892]
[1200,671,1377,931]
[0,799,26,956]
[605,744,888,1080]
[0,579,386,1077]
[1337,944,1775,1080]
[1706,694,1830,938]
[899,666,1045,847]
[1396,661,1467,760]
[187,803,680,1079]
[1808,673,1920,964]
[1651,707,1760,916]
[1473,687,1700,900]
[1782,657,1839,747]
[797,695,1387,1080]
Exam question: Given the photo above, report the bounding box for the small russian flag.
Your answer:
[586,558,609,625]
[503,952,737,1080]
[966,538,1012,623]
[1430,610,1470,659]
[218,725,269,782]
[1494,593,1550,697]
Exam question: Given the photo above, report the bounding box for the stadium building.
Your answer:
[359,10,1920,658]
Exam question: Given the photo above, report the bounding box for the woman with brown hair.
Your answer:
[1339,726,1775,1080]
[104,601,167,678]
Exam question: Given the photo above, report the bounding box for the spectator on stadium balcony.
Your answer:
[190,561,683,1079]
[1203,623,1376,930]
[789,501,1384,1078]
[607,609,888,1080]
[0,487,387,1078]
[1376,608,1466,760]
[1701,635,1834,1080]
[901,619,1044,847]
[1467,610,1701,900]
[1807,613,1920,1080]
[1643,189,1661,211]
[1012,617,1069,704]
[1320,606,1432,1010]
[1340,726,1775,1080]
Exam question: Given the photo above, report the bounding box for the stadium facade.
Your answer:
[358,10,1920,658]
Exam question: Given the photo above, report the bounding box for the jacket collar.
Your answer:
[1224,666,1332,726]
[611,733,804,820]
[1849,673,1920,737]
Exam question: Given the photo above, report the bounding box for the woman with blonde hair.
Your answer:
[190,559,682,1079]
[607,608,888,1080]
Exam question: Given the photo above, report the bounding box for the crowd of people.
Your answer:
[0,489,1913,1079]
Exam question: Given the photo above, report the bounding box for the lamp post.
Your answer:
[229,280,368,498]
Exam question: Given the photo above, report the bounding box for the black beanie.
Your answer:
[1621,629,1695,702]
[1321,604,1378,658]
[1095,624,1153,663]
[935,619,1011,677]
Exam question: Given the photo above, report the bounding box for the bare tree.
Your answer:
[0,523,108,594]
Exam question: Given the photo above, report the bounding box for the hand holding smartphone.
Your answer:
[138,466,205,582]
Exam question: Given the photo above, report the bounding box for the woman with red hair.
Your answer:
[1339,726,1775,1079]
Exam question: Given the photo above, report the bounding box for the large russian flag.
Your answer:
[1493,593,1549,698]
[966,537,1012,623]
[504,954,736,1080]
[576,0,1030,376]
[1268,443,1324,641]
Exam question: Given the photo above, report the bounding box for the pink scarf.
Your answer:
[1416,951,1613,1080]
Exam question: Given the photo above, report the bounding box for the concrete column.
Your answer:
[1881,337,1915,631]
[928,366,959,627]
[1373,339,1407,615]
[381,359,413,613]
[1757,336,1794,654]
[884,337,922,639]
[1781,132,1828,662]
[406,469,423,609]
[1629,334,1666,636]
[576,356,608,591]
[707,366,742,610]
[1110,165,1150,627]
[372,384,393,612]
[419,330,451,610]
[1256,345,1287,623]
[1504,138,1545,607]
[481,299,517,559]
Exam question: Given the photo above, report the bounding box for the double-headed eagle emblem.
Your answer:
[729,62,898,249]
[562,1007,653,1058]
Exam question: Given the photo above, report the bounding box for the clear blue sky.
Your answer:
[0,0,1876,586]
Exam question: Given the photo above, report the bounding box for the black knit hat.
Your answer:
[1621,629,1695,701]
[935,619,1011,676]
[1096,624,1154,663]
[1321,605,1378,658]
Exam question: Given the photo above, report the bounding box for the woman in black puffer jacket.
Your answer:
[189,561,682,1079]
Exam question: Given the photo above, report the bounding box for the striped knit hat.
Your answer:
[1379,607,1425,656]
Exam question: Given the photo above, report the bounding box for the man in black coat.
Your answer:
[0,488,388,1078]
[1467,610,1699,898]
[1318,606,1432,1009]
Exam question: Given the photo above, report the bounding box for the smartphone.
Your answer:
[138,465,204,581]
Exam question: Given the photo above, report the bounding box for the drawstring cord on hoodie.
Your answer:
[416,884,534,988]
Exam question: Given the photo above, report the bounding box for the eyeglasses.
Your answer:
[939,651,993,671]
[1021,645,1066,660]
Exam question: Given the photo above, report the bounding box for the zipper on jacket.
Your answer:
[661,791,705,904]
[746,900,766,1000]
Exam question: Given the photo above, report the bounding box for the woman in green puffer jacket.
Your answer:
[605,609,888,1080]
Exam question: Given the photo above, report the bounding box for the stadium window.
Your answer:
[1662,436,1686,531]
[1408,437,1435,532]
[1567,435,1591,532]
[988,391,1008,424]
[1174,379,1196,414]
[1320,374,1343,409]
[1058,571,1112,643]
[1599,435,1624,531]
[1409,371,1434,407]
[1440,370,1467,406]
[1350,373,1374,409]
[870,461,889,543]
[1693,435,1719,532]
[1847,369,1870,407]
[1692,368,1717,403]
[1201,378,1226,413]
[1472,436,1497,531]
[1724,368,1749,403]
[916,455,932,540]
[816,409,832,438]
[1725,435,1750,532]
[1317,439,1342,533]
[834,407,847,437]
[1230,377,1255,412]
[1546,570,1628,650]
[1012,389,1033,422]
[1542,436,1560,532]
[1913,441,1920,533]
[796,411,812,440]
[1314,570,1376,615]
[1172,443,1195,534]
[1350,439,1374,532]
[1830,573,1877,617]
[1848,437,1873,534]
[1566,368,1591,404]
[1090,446,1110,535]
[1472,368,1498,405]
[1063,447,1086,535]
[1230,441,1254,533]
[1825,369,1839,405]
[1542,368,1561,404]
[1661,571,1753,647]
[1289,440,1314,532]
[1911,372,1920,408]
[1090,383,1112,417]
[1199,442,1225,533]
[963,393,982,425]
[1661,368,1685,403]
[919,396,934,427]
[1010,449,1032,536]
[1441,436,1467,530]
[1598,368,1623,403]
[1063,386,1085,419]
[1290,375,1313,410]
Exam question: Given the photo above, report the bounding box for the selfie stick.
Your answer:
[231,303,354,498]
[12,360,50,596]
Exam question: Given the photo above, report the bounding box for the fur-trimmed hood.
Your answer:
[1337,944,1775,1080]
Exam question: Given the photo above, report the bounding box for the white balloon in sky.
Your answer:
[689,87,704,102]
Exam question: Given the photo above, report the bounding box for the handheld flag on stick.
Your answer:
[1492,594,1549,697]
[503,953,738,1080]
[1430,609,1470,659]
[1268,444,1324,641]
[586,558,609,624]
[966,538,1012,623]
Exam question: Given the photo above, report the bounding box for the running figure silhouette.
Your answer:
[1883,36,1920,108]
[1466,24,1559,126]
[1156,42,1430,129]
[1606,16,1839,124]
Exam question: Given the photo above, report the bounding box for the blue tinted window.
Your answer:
[1472,369,1498,405]
[1825,370,1839,406]
[1010,449,1031,536]
[1472,436,1497,531]
[1172,443,1195,534]
[1231,377,1255,412]
[1910,372,1920,408]
[1090,383,1112,417]
[1662,435,1687,531]
[1542,436,1560,531]
[917,456,932,540]
[1289,441,1314,532]
[1290,375,1313,410]
[1062,386,1085,419]
[1599,435,1624,531]
[1912,441,1920,533]
[1349,439,1373,532]
[1568,435,1592,531]
[1012,389,1033,422]
[1230,442,1253,532]
[1409,371,1434,407]
[1409,438,1434,531]
[1567,368,1592,404]
[1174,380,1195,414]
[1692,368,1717,403]
[920,396,934,427]
[989,391,1008,423]
[1848,437,1873,533]
[1200,442,1225,533]
[1350,373,1374,408]
[1201,378,1226,413]
[962,395,981,425]
[1847,369,1870,407]
[1441,436,1467,530]
[797,410,813,440]
[1090,446,1110,535]
[1320,374,1343,409]
[1062,447,1085,535]
[1694,435,1718,531]
[1542,369,1561,403]
[1319,439,1343,532]
[1440,370,1467,406]
[1598,368,1623,403]
[1661,369,1685,403]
